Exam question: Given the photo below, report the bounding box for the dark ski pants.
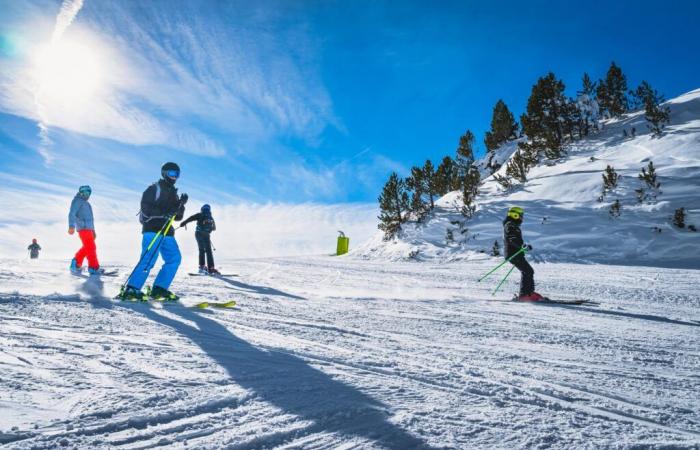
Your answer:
[195,231,215,269]
[509,253,534,295]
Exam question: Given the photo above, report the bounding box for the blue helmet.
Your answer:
[78,185,92,198]
[201,204,211,213]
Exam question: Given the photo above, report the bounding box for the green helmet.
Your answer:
[507,206,524,220]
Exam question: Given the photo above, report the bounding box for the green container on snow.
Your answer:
[336,235,350,256]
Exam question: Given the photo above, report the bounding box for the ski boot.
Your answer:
[117,285,146,302]
[88,266,105,276]
[516,292,546,302]
[207,267,221,276]
[150,285,180,302]
[198,265,209,275]
[69,258,83,273]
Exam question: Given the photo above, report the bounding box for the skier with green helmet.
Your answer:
[503,206,543,301]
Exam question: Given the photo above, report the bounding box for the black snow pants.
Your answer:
[195,231,214,268]
[509,253,534,296]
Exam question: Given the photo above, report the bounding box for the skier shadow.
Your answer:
[124,304,434,449]
[554,304,700,327]
[215,276,305,300]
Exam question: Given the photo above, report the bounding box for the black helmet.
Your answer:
[161,162,180,183]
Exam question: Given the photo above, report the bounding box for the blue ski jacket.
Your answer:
[68,195,95,231]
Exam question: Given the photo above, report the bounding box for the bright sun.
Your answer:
[35,40,102,103]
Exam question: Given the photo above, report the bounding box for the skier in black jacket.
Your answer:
[28,239,41,259]
[503,206,543,301]
[180,204,219,275]
[121,162,188,301]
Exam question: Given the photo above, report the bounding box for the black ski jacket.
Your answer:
[140,179,185,236]
[181,212,216,234]
[28,243,41,257]
[503,217,524,258]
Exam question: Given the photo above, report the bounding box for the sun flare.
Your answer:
[35,40,102,103]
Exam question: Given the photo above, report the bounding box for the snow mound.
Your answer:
[354,89,700,268]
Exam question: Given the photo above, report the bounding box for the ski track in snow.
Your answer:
[0,257,699,449]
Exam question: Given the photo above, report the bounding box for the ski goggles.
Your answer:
[78,185,92,196]
[164,169,180,179]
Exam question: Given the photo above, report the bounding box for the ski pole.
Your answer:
[492,264,516,296]
[121,214,175,291]
[141,214,177,273]
[478,246,526,282]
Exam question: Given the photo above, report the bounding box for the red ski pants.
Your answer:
[75,229,99,269]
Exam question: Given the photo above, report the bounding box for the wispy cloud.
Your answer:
[1,1,338,163]
[33,0,85,163]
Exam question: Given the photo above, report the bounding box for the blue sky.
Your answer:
[1,0,699,207]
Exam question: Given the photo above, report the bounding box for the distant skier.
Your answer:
[120,162,187,301]
[179,204,220,275]
[27,239,41,259]
[68,185,104,275]
[503,206,543,301]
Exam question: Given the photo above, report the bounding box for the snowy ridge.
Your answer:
[1,257,699,448]
[354,89,700,268]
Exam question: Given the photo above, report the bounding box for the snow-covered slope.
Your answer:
[1,257,699,448]
[355,89,700,268]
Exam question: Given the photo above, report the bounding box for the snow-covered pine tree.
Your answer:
[596,62,628,118]
[519,72,568,160]
[506,150,530,182]
[577,73,600,136]
[484,100,519,152]
[493,173,513,191]
[378,172,409,239]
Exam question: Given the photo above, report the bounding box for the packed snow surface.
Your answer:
[1,256,699,449]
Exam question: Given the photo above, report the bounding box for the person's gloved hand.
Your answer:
[68,227,75,235]
[525,244,533,251]
[179,193,188,205]
[93,230,97,240]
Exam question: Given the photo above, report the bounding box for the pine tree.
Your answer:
[484,100,519,152]
[602,165,619,193]
[609,199,621,218]
[520,72,568,160]
[491,240,500,257]
[506,150,530,182]
[455,130,476,182]
[597,62,628,118]
[639,161,661,190]
[435,156,459,195]
[460,167,480,218]
[422,159,437,209]
[378,172,409,239]
[576,73,600,136]
[493,173,513,191]
[406,166,428,218]
[673,207,686,228]
[633,81,670,137]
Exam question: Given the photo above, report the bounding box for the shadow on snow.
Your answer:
[114,302,433,449]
